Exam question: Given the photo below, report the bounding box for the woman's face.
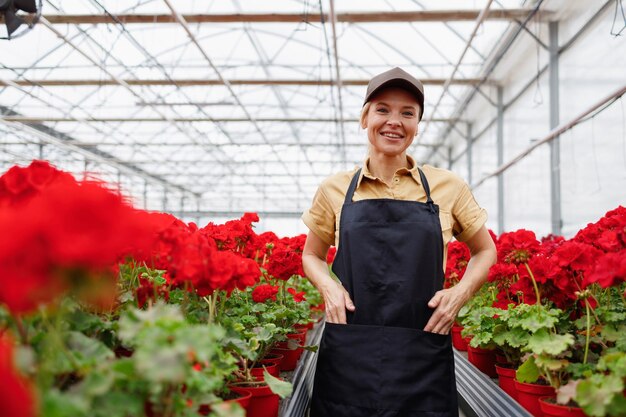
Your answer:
[362,87,420,157]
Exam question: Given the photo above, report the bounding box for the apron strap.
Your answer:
[344,166,436,211]
[343,168,362,205]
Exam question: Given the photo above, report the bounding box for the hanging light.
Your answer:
[0,0,37,39]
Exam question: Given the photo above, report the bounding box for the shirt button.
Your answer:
[393,177,400,183]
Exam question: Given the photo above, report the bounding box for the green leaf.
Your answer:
[91,391,144,417]
[66,331,114,367]
[264,370,292,398]
[42,389,90,417]
[74,369,114,397]
[516,356,541,383]
[525,329,574,356]
[535,354,569,371]
[577,374,624,417]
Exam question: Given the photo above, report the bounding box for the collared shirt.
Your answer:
[301,155,488,270]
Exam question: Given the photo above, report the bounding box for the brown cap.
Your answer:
[363,67,424,120]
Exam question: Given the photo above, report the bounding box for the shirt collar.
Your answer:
[357,155,422,188]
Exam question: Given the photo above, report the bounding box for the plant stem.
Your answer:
[583,298,591,364]
[523,263,541,306]
[13,316,28,345]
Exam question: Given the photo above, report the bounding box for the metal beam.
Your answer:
[3,78,488,87]
[168,210,303,219]
[8,10,552,25]
[471,85,626,189]
[417,0,494,146]
[0,140,439,148]
[497,87,504,234]
[549,22,562,236]
[0,116,459,124]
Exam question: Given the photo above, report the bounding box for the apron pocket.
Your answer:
[378,326,456,413]
[313,322,383,409]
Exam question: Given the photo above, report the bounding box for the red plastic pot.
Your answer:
[467,345,498,378]
[250,362,279,378]
[288,329,307,345]
[270,345,301,371]
[451,325,469,351]
[260,353,284,368]
[514,380,555,417]
[229,382,280,417]
[198,390,252,415]
[539,397,587,417]
[495,364,518,400]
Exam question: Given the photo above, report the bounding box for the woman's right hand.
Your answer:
[321,281,355,324]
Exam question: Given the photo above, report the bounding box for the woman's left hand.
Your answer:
[423,286,469,335]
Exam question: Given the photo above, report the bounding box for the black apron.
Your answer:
[310,167,458,417]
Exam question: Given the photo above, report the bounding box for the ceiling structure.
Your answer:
[0,0,554,219]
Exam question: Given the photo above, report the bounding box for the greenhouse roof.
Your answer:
[0,0,607,220]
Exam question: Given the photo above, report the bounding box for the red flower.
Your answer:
[487,263,518,283]
[266,247,304,280]
[584,250,626,288]
[497,229,541,264]
[287,287,306,302]
[326,247,337,264]
[136,276,170,308]
[551,241,601,273]
[211,251,261,294]
[252,284,279,303]
[0,333,36,417]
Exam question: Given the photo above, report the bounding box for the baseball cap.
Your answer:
[363,67,425,120]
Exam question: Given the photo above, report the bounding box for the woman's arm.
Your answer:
[302,231,355,324]
[423,225,497,334]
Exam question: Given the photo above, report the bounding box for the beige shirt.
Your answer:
[302,155,487,269]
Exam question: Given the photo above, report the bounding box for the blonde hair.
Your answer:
[360,102,371,129]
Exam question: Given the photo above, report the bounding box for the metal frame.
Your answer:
[1,1,617,219]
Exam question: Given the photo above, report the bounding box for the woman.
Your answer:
[302,67,497,417]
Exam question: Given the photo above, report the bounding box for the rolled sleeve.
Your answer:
[301,185,336,246]
[452,182,488,242]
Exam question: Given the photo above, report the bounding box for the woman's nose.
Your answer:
[386,117,401,127]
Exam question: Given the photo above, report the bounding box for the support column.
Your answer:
[467,123,473,184]
[143,180,148,210]
[162,187,167,212]
[549,21,562,235]
[497,86,504,234]
[447,146,453,170]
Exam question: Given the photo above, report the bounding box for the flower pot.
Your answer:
[514,380,555,417]
[270,345,301,371]
[287,329,307,345]
[260,353,284,368]
[451,325,469,351]
[250,362,279,378]
[467,345,498,378]
[538,397,587,417]
[230,382,280,417]
[198,390,252,415]
[495,364,518,400]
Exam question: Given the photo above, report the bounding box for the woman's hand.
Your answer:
[424,286,469,335]
[321,281,355,324]
[302,230,356,325]
[424,226,497,335]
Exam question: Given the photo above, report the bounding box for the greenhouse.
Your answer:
[0,0,624,417]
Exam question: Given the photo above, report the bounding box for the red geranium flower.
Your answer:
[287,287,306,303]
[497,229,541,264]
[0,333,37,417]
[326,247,337,264]
[583,250,626,288]
[252,284,279,303]
[266,247,304,280]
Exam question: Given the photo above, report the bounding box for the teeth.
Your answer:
[381,132,402,138]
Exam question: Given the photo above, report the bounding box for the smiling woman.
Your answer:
[301,67,497,417]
